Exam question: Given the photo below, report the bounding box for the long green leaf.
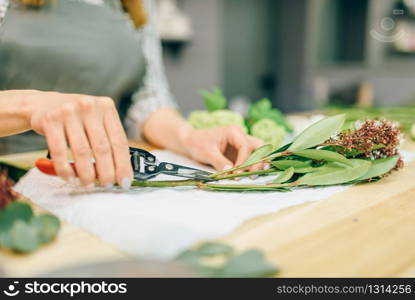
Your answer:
[272,167,294,183]
[240,144,274,167]
[288,114,345,152]
[293,149,352,166]
[272,160,311,170]
[357,156,400,181]
[298,159,371,186]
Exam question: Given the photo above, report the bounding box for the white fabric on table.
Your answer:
[14,150,415,260]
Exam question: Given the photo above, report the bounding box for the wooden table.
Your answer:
[1,141,415,277]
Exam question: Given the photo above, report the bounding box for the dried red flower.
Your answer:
[0,169,17,209]
[323,119,404,171]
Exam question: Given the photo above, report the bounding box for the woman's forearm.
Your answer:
[142,108,193,155]
[0,90,34,137]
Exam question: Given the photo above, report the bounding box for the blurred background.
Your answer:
[163,0,415,114]
[2,0,415,154]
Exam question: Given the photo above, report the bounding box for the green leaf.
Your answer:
[240,144,275,168]
[288,114,345,152]
[272,160,312,170]
[357,156,400,181]
[272,167,294,183]
[10,220,40,253]
[220,249,279,277]
[31,214,60,244]
[174,250,203,267]
[298,159,371,186]
[293,149,352,166]
[196,242,234,257]
[201,88,227,111]
[0,202,33,233]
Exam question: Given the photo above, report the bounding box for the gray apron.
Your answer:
[0,0,145,103]
[0,0,146,153]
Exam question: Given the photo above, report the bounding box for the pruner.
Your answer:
[35,147,214,182]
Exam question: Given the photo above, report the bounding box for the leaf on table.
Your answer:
[357,156,400,181]
[10,220,40,253]
[293,149,352,166]
[240,144,275,168]
[272,167,294,184]
[298,159,371,186]
[196,242,234,257]
[31,214,60,244]
[0,202,33,232]
[288,114,345,152]
[219,249,279,278]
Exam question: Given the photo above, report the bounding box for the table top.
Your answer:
[1,141,415,277]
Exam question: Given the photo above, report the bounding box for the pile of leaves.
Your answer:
[0,170,60,253]
[134,114,404,191]
[188,88,292,148]
[174,242,278,277]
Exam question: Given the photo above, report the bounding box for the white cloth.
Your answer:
[15,150,414,260]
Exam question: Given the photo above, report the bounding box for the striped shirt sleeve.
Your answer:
[124,0,178,140]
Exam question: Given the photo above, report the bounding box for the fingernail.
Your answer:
[222,165,232,171]
[104,183,114,190]
[250,175,259,180]
[86,183,95,189]
[121,177,132,190]
[263,163,271,170]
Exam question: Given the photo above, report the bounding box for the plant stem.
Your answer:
[209,151,290,179]
[199,181,297,190]
[213,168,278,180]
[132,180,200,188]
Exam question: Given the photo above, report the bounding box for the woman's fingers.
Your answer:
[62,103,96,187]
[204,147,234,171]
[247,136,265,173]
[79,97,116,188]
[225,126,254,170]
[42,112,75,181]
[101,98,133,189]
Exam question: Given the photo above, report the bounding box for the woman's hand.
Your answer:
[24,91,133,188]
[180,126,264,172]
[143,109,264,172]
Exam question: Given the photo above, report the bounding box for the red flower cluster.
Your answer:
[324,119,404,170]
[0,170,16,209]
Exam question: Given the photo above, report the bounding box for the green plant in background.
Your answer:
[134,114,404,191]
[246,98,293,133]
[188,89,291,148]
[174,242,278,277]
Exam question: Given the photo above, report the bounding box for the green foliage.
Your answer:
[247,98,293,132]
[293,149,352,166]
[200,88,227,112]
[239,144,275,168]
[188,110,247,132]
[272,167,294,184]
[298,159,371,186]
[251,118,286,148]
[357,156,400,181]
[288,114,345,152]
[174,242,279,277]
[0,202,60,253]
[411,123,415,140]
